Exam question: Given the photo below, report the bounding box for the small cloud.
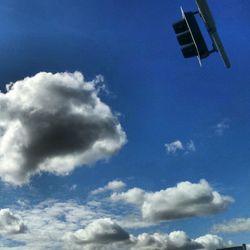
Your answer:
[165,140,184,154]
[212,218,250,233]
[70,184,77,191]
[0,209,27,235]
[195,234,233,250]
[64,218,130,246]
[91,180,126,195]
[214,119,230,136]
[165,140,196,155]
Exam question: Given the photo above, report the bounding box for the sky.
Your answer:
[0,0,249,249]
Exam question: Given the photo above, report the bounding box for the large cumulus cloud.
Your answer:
[0,72,126,185]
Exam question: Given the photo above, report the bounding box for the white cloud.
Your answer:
[64,218,130,246]
[165,140,184,154]
[0,209,27,235]
[165,140,195,155]
[213,218,250,233]
[195,234,233,250]
[65,223,232,250]
[130,232,233,250]
[91,180,126,195]
[0,199,235,250]
[130,231,203,250]
[0,200,145,249]
[107,180,126,190]
[214,119,230,136]
[111,179,233,221]
[1,200,106,249]
[111,187,146,205]
[0,72,126,185]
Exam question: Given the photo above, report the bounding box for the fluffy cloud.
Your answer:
[213,218,250,233]
[64,218,130,246]
[195,234,232,250]
[0,209,27,235]
[91,180,126,195]
[165,140,195,155]
[111,179,233,221]
[0,72,126,185]
[130,231,203,250]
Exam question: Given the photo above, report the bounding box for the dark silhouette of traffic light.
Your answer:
[173,10,209,60]
[172,0,231,68]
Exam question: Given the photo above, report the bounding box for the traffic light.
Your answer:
[173,9,209,60]
[172,0,231,68]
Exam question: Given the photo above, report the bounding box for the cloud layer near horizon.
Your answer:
[0,72,126,185]
[0,200,233,250]
[65,221,211,250]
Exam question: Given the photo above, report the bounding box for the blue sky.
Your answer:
[0,0,249,249]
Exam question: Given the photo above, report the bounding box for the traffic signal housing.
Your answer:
[173,8,209,61]
[172,0,231,68]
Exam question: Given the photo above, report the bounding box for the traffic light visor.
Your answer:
[177,31,193,45]
[173,20,188,33]
[181,44,198,58]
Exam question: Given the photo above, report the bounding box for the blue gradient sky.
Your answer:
[0,0,249,248]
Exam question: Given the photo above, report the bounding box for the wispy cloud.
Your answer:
[213,218,250,233]
[165,140,196,155]
[1,200,108,249]
[214,119,230,136]
[0,72,126,185]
